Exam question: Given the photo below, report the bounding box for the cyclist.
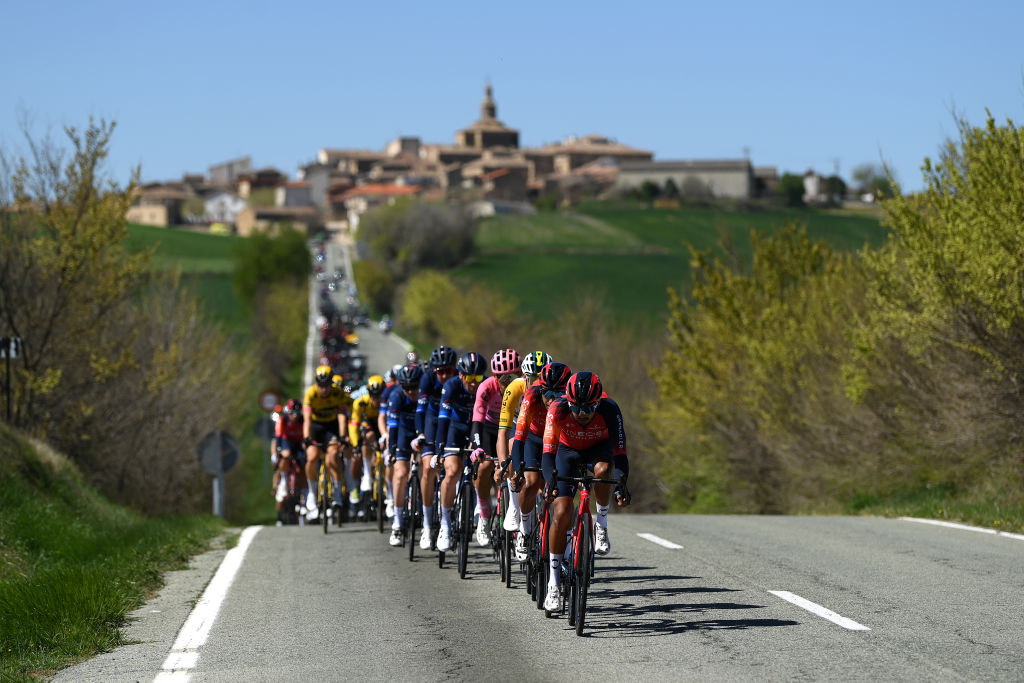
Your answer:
[273,398,307,525]
[303,365,350,520]
[510,361,571,561]
[378,364,404,518]
[470,348,521,546]
[542,371,631,612]
[496,350,552,534]
[332,374,359,513]
[387,363,424,546]
[349,374,386,505]
[415,345,458,549]
[432,351,486,552]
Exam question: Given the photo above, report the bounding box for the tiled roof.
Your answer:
[619,159,751,172]
[340,184,420,200]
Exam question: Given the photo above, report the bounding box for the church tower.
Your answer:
[456,83,519,150]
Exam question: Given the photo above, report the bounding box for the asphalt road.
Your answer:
[54,514,1024,682]
[50,238,1024,682]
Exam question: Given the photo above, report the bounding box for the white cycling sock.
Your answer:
[508,488,521,515]
[422,505,432,528]
[596,504,610,529]
[520,512,533,535]
[394,508,404,527]
[331,479,343,504]
[386,481,393,499]
[548,552,563,587]
[441,506,452,525]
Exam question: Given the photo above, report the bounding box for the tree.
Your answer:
[663,177,680,199]
[824,175,847,205]
[851,163,894,199]
[776,172,805,207]
[639,180,661,203]
[232,225,310,309]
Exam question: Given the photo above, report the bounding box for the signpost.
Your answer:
[1,337,22,422]
[197,430,240,517]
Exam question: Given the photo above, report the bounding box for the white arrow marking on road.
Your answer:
[769,590,870,631]
[636,532,683,549]
[155,525,262,682]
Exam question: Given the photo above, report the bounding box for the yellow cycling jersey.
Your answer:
[303,384,348,423]
[498,377,528,430]
[348,393,381,444]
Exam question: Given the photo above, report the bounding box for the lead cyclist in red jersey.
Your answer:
[542,371,631,611]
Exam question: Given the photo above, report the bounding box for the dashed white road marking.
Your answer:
[636,532,683,549]
[769,590,870,631]
[154,525,262,682]
[899,517,1024,541]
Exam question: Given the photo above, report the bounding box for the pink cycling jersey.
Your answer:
[472,376,504,425]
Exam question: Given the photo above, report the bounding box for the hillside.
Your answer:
[0,423,223,681]
[455,202,888,324]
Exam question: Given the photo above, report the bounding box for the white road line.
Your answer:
[154,526,262,682]
[636,532,683,549]
[898,517,1024,541]
[769,591,870,631]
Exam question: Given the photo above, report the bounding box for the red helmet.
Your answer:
[284,398,302,417]
[566,371,602,408]
[540,362,572,393]
[490,348,521,375]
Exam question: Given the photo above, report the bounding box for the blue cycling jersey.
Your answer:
[436,376,477,453]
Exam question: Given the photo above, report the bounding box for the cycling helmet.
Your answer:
[566,371,602,407]
[490,348,521,375]
[396,362,424,386]
[284,398,302,416]
[390,363,403,381]
[429,345,457,369]
[332,374,345,390]
[540,362,572,393]
[457,351,486,375]
[406,350,419,364]
[315,364,332,386]
[383,370,393,383]
[520,351,553,378]
[366,374,385,397]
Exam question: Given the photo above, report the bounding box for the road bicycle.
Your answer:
[314,452,342,534]
[372,447,387,534]
[555,468,619,636]
[446,446,478,580]
[403,449,423,562]
[433,460,445,568]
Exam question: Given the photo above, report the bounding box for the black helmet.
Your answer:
[457,351,486,375]
[397,363,424,387]
[429,345,457,369]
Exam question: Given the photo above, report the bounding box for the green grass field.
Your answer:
[456,202,889,324]
[0,424,224,681]
[125,224,248,334]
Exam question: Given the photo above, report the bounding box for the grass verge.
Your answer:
[0,423,224,681]
[848,481,1024,534]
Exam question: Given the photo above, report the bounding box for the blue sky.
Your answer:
[3,0,1022,192]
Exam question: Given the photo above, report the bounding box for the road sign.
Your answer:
[0,337,22,359]
[197,430,241,475]
[254,417,275,440]
[258,390,280,413]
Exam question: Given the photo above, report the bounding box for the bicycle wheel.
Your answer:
[375,464,385,534]
[536,505,549,610]
[319,463,330,535]
[574,521,593,636]
[408,475,421,563]
[457,485,474,579]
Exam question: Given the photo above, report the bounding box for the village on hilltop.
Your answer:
[128,85,784,236]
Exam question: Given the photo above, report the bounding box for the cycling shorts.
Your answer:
[522,432,543,471]
[477,421,499,457]
[553,441,613,498]
[279,439,306,465]
[310,420,341,447]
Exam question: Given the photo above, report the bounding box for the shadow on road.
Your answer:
[571,566,799,638]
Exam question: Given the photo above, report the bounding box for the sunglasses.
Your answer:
[543,390,563,400]
[498,373,519,386]
[568,401,598,415]
[461,373,484,384]
[436,366,456,377]
[401,383,419,391]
